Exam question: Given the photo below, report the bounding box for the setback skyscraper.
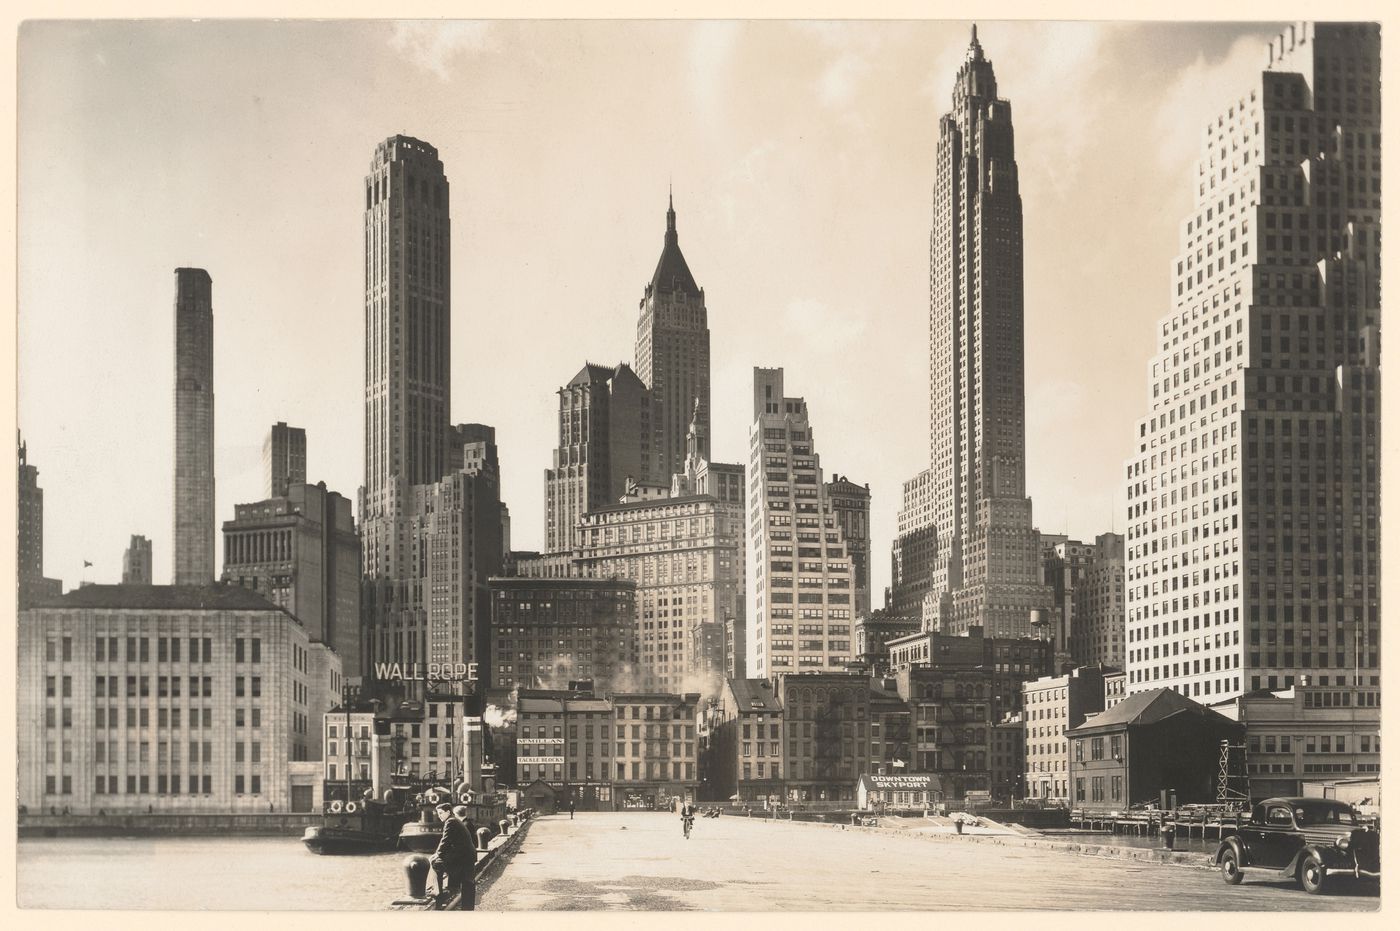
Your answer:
[360,136,504,684]
[922,29,1052,638]
[361,136,453,673]
[635,193,710,479]
[1124,23,1380,703]
[172,267,215,585]
[362,135,452,505]
[746,368,860,678]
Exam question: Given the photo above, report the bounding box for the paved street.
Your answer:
[481,812,1379,911]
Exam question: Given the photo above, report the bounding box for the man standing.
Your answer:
[569,798,576,820]
[431,802,477,910]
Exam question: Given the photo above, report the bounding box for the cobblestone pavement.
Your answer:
[480,812,1379,911]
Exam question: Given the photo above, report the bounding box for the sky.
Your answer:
[17,19,1286,596]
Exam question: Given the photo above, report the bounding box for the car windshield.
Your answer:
[1292,803,1357,826]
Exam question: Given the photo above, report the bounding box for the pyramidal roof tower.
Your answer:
[635,190,710,479]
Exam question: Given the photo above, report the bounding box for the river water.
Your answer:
[18,836,414,910]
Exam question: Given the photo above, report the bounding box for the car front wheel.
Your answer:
[1299,855,1326,895]
[1219,849,1244,885]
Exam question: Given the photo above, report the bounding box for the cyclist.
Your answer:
[680,800,695,839]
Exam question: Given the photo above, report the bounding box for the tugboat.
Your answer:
[302,790,416,855]
[303,701,421,855]
[397,784,463,854]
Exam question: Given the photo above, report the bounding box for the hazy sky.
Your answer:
[18,19,1284,595]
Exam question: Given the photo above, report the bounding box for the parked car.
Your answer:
[1215,797,1380,894]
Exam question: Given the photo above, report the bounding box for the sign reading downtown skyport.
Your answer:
[373,662,479,682]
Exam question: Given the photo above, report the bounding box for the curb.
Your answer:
[761,815,1214,869]
[476,816,536,893]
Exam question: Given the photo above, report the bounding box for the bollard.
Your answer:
[1162,822,1176,850]
[403,854,431,899]
[476,827,491,852]
[955,819,964,835]
[499,818,511,837]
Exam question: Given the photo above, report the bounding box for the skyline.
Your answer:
[18,19,1285,597]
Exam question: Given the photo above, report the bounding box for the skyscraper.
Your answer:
[635,192,710,480]
[362,135,452,583]
[543,362,651,553]
[1074,532,1125,669]
[16,433,61,605]
[889,469,936,617]
[1125,23,1380,702]
[172,267,215,585]
[746,368,859,678]
[361,135,453,668]
[222,482,362,678]
[923,29,1052,638]
[825,476,871,616]
[573,406,746,696]
[264,422,307,499]
[122,534,153,585]
[359,136,504,683]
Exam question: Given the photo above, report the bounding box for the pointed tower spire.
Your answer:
[666,185,677,236]
[968,23,983,60]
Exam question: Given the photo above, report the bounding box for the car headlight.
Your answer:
[1335,835,1351,851]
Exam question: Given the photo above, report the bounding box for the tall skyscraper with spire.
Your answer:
[635,191,711,481]
[1124,23,1380,704]
[923,28,1051,638]
[172,267,215,585]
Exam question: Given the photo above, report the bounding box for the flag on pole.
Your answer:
[83,560,93,568]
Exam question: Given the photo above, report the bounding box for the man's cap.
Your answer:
[435,802,454,813]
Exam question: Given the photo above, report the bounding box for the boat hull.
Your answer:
[302,824,400,855]
[398,820,441,854]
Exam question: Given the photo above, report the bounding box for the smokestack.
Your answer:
[463,715,485,792]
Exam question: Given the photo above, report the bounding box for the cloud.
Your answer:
[818,52,870,109]
[782,298,866,350]
[797,22,888,118]
[1150,34,1266,176]
[389,21,496,81]
[1000,23,1113,196]
[688,21,740,120]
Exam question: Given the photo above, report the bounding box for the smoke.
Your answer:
[673,669,724,701]
[599,662,724,701]
[605,662,644,695]
[537,655,577,690]
[483,704,517,729]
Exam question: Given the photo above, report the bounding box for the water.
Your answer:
[18,836,415,910]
